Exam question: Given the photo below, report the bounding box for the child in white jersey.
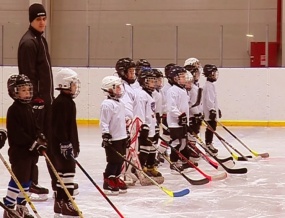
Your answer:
[100,76,129,195]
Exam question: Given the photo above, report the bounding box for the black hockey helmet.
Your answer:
[203,64,219,82]
[135,59,151,76]
[152,68,164,90]
[138,67,157,92]
[164,63,177,79]
[115,57,136,84]
[7,74,33,103]
[168,66,187,87]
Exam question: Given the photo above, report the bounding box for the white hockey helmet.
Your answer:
[184,57,200,67]
[55,68,80,98]
[185,71,194,91]
[101,76,124,99]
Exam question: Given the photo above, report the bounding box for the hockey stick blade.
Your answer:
[252,151,269,158]
[212,154,247,174]
[162,187,190,197]
[217,156,234,163]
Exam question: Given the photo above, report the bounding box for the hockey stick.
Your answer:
[71,156,124,218]
[0,201,21,218]
[42,152,83,218]
[159,136,227,181]
[191,132,248,174]
[148,139,209,185]
[110,146,190,197]
[217,121,269,158]
[0,152,41,218]
[203,120,251,161]
[190,87,203,108]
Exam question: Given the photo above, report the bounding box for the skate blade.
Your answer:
[54,213,63,217]
[119,189,128,194]
[30,193,48,201]
[103,190,119,196]
[61,215,80,218]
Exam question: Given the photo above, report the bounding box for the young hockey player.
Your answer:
[115,57,138,184]
[159,63,177,158]
[202,64,221,155]
[100,76,129,195]
[52,68,81,217]
[134,67,163,182]
[3,74,47,218]
[131,59,151,89]
[152,69,164,164]
[184,58,204,161]
[166,66,197,173]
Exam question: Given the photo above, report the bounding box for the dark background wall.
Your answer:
[0,0,277,67]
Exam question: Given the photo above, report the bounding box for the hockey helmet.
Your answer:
[152,68,164,90]
[185,71,194,91]
[164,63,177,79]
[138,67,157,92]
[135,59,151,76]
[101,76,124,99]
[168,66,187,87]
[7,74,33,103]
[115,57,136,84]
[203,64,219,82]
[55,68,80,98]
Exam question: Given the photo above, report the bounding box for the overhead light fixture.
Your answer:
[125,23,132,26]
[246,34,254,37]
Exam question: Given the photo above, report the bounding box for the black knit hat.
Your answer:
[29,3,46,23]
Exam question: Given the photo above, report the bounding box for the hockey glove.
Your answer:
[209,109,216,121]
[178,112,187,126]
[102,133,112,148]
[194,113,204,126]
[32,97,45,110]
[155,113,161,126]
[29,141,47,156]
[153,126,160,144]
[0,129,7,149]
[218,109,222,118]
[36,133,48,145]
[60,142,74,159]
[139,124,149,139]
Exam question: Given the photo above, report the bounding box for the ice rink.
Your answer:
[0,125,284,218]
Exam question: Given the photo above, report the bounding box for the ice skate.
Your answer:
[182,161,198,173]
[53,183,79,199]
[61,200,81,217]
[29,182,49,201]
[143,166,164,184]
[103,174,119,196]
[170,162,184,175]
[2,205,21,218]
[206,143,218,156]
[16,204,34,218]
[116,176,128,193]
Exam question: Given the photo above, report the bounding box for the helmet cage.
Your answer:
[7,74,33,104]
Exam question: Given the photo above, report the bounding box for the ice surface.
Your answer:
[0,126,284,218]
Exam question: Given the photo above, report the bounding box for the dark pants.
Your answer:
[205,120,217,144]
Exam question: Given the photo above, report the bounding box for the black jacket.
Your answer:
[6,101,40,161]
[52,93,80,156]
[18,26,54,105]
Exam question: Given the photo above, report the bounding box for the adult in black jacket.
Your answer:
[17,3,55,199]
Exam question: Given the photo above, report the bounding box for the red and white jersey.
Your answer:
[188,84,203,117]
[121,80,136,120]
[161,82,172,114]
[166,85,189,128]
[202,81,219,121]
[100,99,127,141]
[133,89,156,137]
